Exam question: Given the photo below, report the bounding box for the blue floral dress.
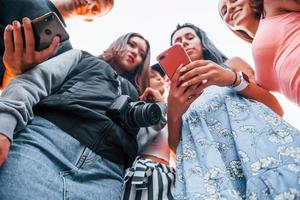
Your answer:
[174,86,300,200]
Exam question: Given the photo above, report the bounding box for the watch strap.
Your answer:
[232,72,249,92]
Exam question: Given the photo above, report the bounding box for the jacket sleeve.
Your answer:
[0,57,4,87]
[0,49,82,142]
[137,102,167,151]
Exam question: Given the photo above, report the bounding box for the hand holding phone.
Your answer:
[156,44,191,79]
[30,12,69,51]
[2,14,63,85]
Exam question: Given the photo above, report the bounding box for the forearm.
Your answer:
[239,83,284,116]
[224,57,283,115]
[168,115,182,153]
[0,50,82,141]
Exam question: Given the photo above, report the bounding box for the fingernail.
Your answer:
[179,76,184,81]
[5,25,13,30]
[22,17,30,23]
[179,67,186,72]
[54,36,60,42]
[13,20,20,27]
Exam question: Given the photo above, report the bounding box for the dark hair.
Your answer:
[250,0,264,19]
[151,63,165,77]
[99,32,150,94]
[170,23,227,64]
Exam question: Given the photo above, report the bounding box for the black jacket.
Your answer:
[0,50,139,167]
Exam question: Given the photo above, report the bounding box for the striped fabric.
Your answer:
[122,157,175,200]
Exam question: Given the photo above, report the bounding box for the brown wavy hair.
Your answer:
[99,33,151,94]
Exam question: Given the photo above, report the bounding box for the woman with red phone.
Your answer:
[167,23,300,199]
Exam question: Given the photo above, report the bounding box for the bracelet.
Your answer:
[231,71,238,86]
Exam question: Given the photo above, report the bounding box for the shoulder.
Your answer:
[224,56,250,70]
[264,0,300,17]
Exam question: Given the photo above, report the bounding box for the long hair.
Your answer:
[170,23,227,64]
[227,0,264,43]
[99,32,150,94]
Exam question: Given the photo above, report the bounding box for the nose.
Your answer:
[129,48,138,57]
[182,38,189,48]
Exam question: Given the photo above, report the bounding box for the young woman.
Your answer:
[99,32,150,94]
[0,32,150,199]
[167,23,300,199]
[218,0,300,105]
[122,64,175,200]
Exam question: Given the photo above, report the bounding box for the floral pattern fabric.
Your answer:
[174,86,300,200]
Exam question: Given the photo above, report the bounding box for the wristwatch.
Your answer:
[232,72,250,92]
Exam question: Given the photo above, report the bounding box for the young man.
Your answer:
[0,0,113,87]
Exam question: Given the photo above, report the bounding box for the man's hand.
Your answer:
[3,17,60,76]
[0,134,10,167]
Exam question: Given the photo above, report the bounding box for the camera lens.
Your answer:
[45,29,52,35]
[44,15,53,23]
[130,103,161,127]
[158,55,165,60]
[144,104,161,124]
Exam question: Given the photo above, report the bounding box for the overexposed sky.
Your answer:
[66,0,300,129]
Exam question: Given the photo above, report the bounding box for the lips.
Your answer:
[127,54,135,64]
[185,48,194,54]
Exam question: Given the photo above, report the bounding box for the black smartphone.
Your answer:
[30,12,69,51]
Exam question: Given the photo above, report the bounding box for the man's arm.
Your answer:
[0,49,81,166]
[1,18,60,89]
[0,49,82,141]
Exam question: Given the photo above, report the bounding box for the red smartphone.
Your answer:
[156,44,191,79]
[31,12,69,51]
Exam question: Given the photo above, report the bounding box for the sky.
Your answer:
[66,0,300,129]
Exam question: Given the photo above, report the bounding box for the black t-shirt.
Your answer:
[0,0,72,85]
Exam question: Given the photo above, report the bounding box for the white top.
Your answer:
[139,125,170,162]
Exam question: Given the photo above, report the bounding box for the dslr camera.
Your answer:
[106,95,162,131]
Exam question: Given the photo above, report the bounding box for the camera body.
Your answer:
[106,95,162,132]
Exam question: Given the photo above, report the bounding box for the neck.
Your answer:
[242,19,260,39]
[111,63,124,75]
[51,0,74,20]
[245,20,259,38]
